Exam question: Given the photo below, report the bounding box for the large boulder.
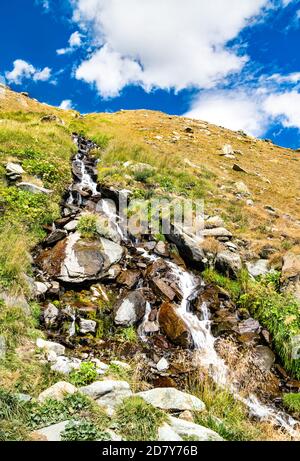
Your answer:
[80,380,131,400]
[246,259,270,278]
[215,251,242,278]
[167,227,205,268]
[158,302,192,348]
[114,290,147,326]
[168,416,223,441]
[136,388,205,412]
[35,421,70,442]
[36,338,65,356]
[17,182,53,195]
[36,232,124,283]
[38,382,77,402]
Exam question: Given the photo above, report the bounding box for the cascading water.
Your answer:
[68,136,298,438]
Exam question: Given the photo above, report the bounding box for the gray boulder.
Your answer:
[136,388,205,412]
[168,416,223,441]
[17,182,53,195]
[114,290,147,326]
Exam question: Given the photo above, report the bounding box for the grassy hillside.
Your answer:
[0,85,300,441]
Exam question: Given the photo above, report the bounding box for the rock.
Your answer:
[235,181,251,195]
[80,380,131,400]
[36,338,65,356]
[154,241,170,257]
[151,278,176,301]
[114,290,147,327]
[233,164,248,173]
[128,162,156,173]
[37,232,124,284]
[281,253,300,301]
[44,229,67,246]
[79,319,97,334]
[40,114,64,125]
[168,416,223,441]
[215,251,242,278]
[34,281,51,297]
[156,358,169,372]
[63,220,78,231]
[179,410,195,423]
[17,182,53,195]
[36,421,70,442]
[255,346,275,372]
[50,356,81,375]
[168,228,205,268]
[236,318,261,342]
[0,336,6,360]
[158,302,192,348]
[137,388,205,412]
[110,360,131,370]
[222,144,234,155]
[43,303,59,328]
[0,292,30,315]
[204,216,224,229]
[38,382,77,402]
[117,270,140,289]
[6,162,24,175]
[202,228,233,239]
[158,423,182,441]
[246,260,270,278]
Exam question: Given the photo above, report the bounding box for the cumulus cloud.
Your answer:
[264,91,300,128]
[185,89,269,136]
[5,59,52,84]
[57,31,83,55]
[72,0,273,98]
[59,99,74,110]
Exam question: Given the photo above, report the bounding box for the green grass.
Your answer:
[282,393,300,416]
[77,213,98,239]
[114,396,167,441]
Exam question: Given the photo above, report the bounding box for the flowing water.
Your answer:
[70,136,299,438]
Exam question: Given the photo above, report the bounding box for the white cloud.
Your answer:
[265,72,300,84]
[72,0,273,98]
[5,59,52,85]
[59,99,74,110]
[185,89,269,136]
[263,91,300,128]
[56,31,83,55]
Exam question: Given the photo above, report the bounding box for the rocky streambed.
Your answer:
[31,134,299,437]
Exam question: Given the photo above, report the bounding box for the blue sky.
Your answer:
[1,0,300,148]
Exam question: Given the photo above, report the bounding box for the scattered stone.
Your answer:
[50,356,81,375]
[204,216,224,229]
[215,251,242,278]
[151,278,176,301]
[117,270,140,289]
[17,182,53,195]
[233,164,248,173]
[80,380,131,400]
[43,303,59,328]
[38,382,77,402]
[168,416,223,441]
[63,220,78,232]
[79,319,97,334]
[235,181,251,195]
[114,290,147,327]
[202,228,233,239]
[222,144,234,155]
[6,162,24,175]
[158,302,192,348]
[246,260,270,278]
[36,338,65,356]
[137,388,205,412]
[34,281,51,297]
[255,346,275,372]
[156,358,169,372]
[281,252,300,301]
[154,241,170,257]
[44,229,67,246]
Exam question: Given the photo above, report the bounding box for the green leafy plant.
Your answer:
[61,419,110,441]
[69,362,98,387]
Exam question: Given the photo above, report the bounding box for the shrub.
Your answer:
[69,362,98,387]
[114,396,166,441]
[116,326,138,343]
[282,393,300,416]
[77,214,98,239]
[60,419,110,441]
